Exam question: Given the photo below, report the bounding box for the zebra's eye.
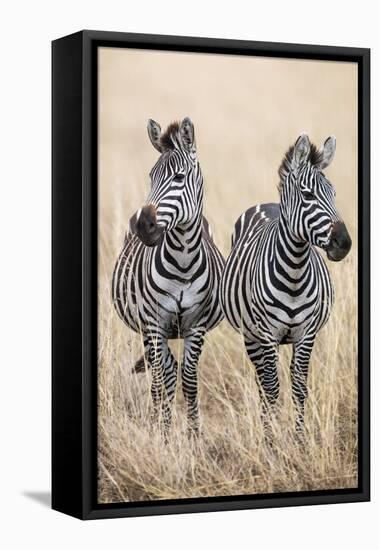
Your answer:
[303,190,315,201]
[172,174,185,183]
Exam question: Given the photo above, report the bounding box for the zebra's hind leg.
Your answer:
[147,335,178,438]
[290,336,315,438]
[245,339,279,438]
[133,354,149,373]
[182,327,206,437]
[133,337,151,373]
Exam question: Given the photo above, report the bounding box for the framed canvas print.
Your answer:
[52,30,370,519]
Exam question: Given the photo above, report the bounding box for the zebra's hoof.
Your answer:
[187,425,200,441]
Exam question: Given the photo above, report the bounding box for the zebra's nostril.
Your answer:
[330,223,351,249]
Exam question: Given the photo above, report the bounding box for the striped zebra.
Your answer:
[112,118,224,436]
[220,134,352,434]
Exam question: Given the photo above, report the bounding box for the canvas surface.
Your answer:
[97,47,358,503]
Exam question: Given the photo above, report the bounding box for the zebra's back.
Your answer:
[231,203,279,247]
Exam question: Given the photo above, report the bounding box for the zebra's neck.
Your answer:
[160,206,204,272]
[273,206,312,282]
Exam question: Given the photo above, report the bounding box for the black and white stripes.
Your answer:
[220,134,351,433]
[112,119,225,435]
[113,128,351,439]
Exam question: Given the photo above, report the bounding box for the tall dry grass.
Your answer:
[98,209,357,504]
[97,48,358,503]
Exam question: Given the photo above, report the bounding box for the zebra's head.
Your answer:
[278,134,352,262]
[133,118,202,247]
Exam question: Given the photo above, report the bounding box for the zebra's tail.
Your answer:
[132,354,150,373]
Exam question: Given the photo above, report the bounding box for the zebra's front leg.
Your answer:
[182,327,206,436]
[147,334,178,436]
[290,336,315,436]
[245,339,279,433]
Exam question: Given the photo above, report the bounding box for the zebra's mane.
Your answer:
[160,121,181,150]
[278,142,323,192]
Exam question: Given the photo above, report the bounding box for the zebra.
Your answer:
[220,134,352,435]
[112,118,225,436]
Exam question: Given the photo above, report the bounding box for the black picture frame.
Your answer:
[52,30,370,520]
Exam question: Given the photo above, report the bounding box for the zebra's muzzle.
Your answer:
[325,221,352,262]
[134,204,164,247]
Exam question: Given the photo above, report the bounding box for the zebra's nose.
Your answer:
[326,221,352,262]
[135,204,164,247]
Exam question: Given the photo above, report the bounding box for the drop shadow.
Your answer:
[23,491,51,508]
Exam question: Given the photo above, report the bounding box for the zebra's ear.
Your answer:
[147,119,163,153]
[292,133,311,172]
[179,117,196,151]
[318,136,336,170]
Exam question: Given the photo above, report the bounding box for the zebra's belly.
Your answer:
[119,276,219,338]
[269,319,313,345]
[244,295,330,345]
[149,281,217,337]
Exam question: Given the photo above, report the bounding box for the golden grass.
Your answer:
[98,220,358,503]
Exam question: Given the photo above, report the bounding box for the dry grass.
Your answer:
[98,210,358,504]
[97,48,358,503]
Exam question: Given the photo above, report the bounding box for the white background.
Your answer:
[0,1,376,548]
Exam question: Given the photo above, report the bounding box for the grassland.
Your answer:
[98,194,357,503]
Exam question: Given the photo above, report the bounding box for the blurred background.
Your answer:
[99,47,357,260]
